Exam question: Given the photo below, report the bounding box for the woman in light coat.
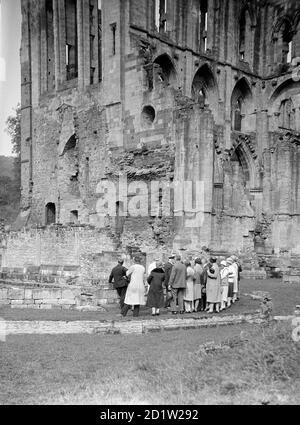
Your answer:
[183,261,195,313]
[206,257,221,313]
[226,257,236,307]
[220,260,229,310]
[121,256,146,317]
[193,258,203,312]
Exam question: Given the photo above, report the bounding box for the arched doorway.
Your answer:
[45,203,56,225]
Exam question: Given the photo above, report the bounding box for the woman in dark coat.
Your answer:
[146,261,165,316]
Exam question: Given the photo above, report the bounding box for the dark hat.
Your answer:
[264,296,272,301]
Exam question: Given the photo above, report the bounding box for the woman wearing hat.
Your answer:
[122,256,146,317]
[206,257,221,313]
[146,261,165,316]
[220,260,229,310]
[193,258,203,312]
[183,261,195,313]
[226,257,235,307]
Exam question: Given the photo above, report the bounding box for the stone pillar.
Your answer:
[30,0,41,107]
[261,110,269,152]
[40,1,47,94]
[262,148,272,213]
[185,0,193,48]
[296,143,300,215]
[224,67,233,149]
[57,0,66,84]
[226,0,235,64]
[173,108,187,240]
[278,144,292,215]
[20,0,33,209]
[77,0,85,89]
[293,28,300,58]
[206,0,215,53]
[218,0,226,62]
[53,0,61,89]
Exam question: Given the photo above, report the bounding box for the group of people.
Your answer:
[108,252,242,318]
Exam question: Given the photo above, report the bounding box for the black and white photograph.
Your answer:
[0,0,300,408]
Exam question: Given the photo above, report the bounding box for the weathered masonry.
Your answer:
[1,0,300,306]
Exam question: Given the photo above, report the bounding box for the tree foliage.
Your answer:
[5,104,21,185]
[0,105,22,224]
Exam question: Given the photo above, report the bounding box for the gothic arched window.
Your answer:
[279,98,295,129]
[273,19,294,66]
[231,78,253,132]
[282,27,293,64]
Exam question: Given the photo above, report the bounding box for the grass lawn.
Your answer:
[1,321,299,405]
[0,278,298,322]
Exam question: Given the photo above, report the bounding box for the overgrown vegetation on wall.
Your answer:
[0,106,21,226]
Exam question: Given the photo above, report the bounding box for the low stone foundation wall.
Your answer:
[0,284,119,310]
[2,312,264,336]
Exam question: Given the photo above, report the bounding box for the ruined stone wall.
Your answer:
[1,226,116,269]
[12,0,300,279]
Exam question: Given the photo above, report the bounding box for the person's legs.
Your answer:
[133,305,140,317]
[199,297,204,311]
[156,308,160,315]
[194,299,200,312]
[165,290,172,308]
[170,288,178,312]
[202,293,207,311]
[121,304,131,317]
[178,289,184,313]
[184,300,191,312]
[151,307,156,316]
[119,287,127,309]
[208,303,214,313]
[116,288,122,308]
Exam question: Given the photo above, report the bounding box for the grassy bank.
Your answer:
[0,320,299,405]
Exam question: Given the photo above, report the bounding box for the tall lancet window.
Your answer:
[65,0,78,80]
[46,0,55,90]
[155,0,167,33]
[199,0,208,51]
[282,26,293,64]
[239,11,246,60]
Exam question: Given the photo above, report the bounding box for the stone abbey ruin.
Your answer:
[1,0,300,308]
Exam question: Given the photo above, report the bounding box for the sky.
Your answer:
[0,0,21,157]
